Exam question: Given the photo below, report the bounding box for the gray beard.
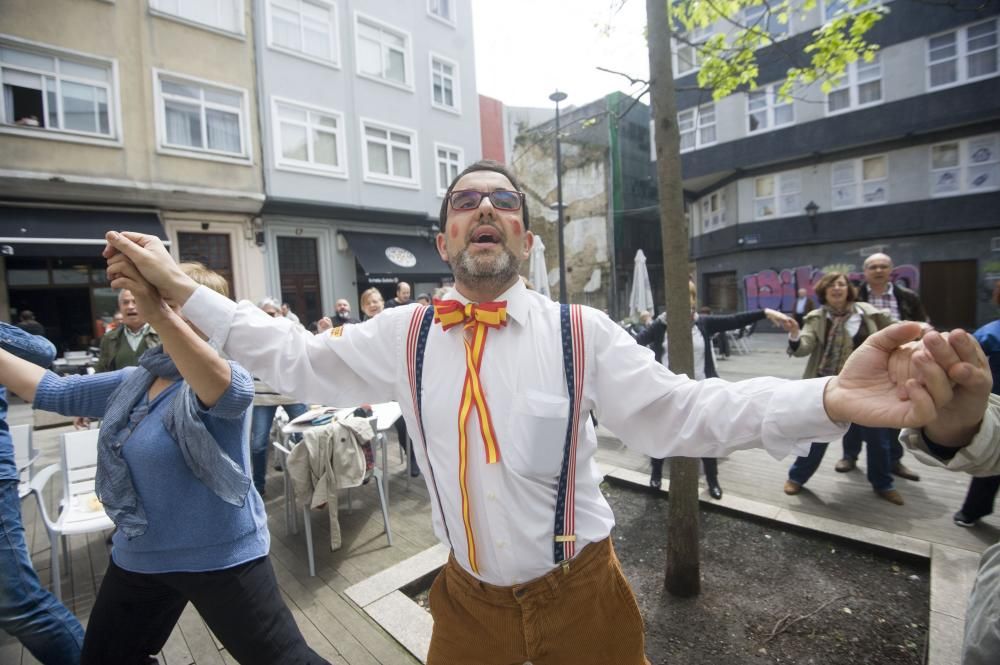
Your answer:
[450,245,520,294]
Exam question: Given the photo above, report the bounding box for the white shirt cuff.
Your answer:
[762,377,848,459]
[180,285,237,351]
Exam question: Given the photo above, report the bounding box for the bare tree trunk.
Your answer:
[646,0,701,598]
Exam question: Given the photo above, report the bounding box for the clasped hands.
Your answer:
[826,322,990,444]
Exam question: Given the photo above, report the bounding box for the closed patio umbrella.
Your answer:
[628,249,654,318]
[528,237,552,298]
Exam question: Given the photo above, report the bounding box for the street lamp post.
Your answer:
[549,89,568,303]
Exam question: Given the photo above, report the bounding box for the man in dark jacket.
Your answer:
[856,253,928,324]
[838,252,928,481]
[95,289,160,372]
[330,298,359,327]
[384,281,411,308]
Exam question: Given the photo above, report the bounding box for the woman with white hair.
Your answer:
[249,297,308,496]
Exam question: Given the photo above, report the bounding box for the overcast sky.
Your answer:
[471,0,650,110]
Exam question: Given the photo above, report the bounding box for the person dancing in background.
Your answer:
[636,280,795,497]
[0,262,328,665]
[0,323,84,664]
[952,281,1000,527]
[782,272,901,504]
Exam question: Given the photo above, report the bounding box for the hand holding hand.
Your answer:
[763,308,794,331]
[824,322,939,428]
[107,255,173,327]
[891,330,991,446]
[104,232,198,309]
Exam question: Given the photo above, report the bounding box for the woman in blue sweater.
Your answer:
[0,262,328,665]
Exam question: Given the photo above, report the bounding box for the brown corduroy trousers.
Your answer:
[426,537,650,665]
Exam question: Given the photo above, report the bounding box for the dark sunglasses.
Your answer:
[448,189,524,212]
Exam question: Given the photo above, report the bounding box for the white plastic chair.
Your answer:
[11,424,37,501]
[273,415,392,577]
[29,428,114,601]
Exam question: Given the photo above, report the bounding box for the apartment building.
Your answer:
[669,0,1000,329]
[253,0,480,323]
[0,0,266,350]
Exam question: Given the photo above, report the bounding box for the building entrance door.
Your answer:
[704,271,738,313]
[920,259,977,330]
[277,236,322,326]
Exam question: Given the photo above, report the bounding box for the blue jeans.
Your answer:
[788,424,894,492]
[843,427,904,464]
[250,403,307,494]
[0,480,84,664]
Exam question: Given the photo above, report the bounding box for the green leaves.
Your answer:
[668,0,885,100]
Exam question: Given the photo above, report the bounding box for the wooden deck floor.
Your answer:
[2,414,435,665]
[4,333,995,663]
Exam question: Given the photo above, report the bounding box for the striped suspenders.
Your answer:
[555,304,584,564]
[405,303,586,566]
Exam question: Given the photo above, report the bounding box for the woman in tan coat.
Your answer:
[782,272,902,504]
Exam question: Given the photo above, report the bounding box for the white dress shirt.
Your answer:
[183,279,846,586]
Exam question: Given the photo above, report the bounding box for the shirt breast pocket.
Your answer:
[505,389,570,480]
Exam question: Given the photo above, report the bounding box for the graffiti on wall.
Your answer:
[744,264,920,311]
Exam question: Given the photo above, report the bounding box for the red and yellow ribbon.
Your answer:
[433,298,507,573]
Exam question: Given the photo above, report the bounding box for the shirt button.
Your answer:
[497,540,506,548]
[487,491,496,500]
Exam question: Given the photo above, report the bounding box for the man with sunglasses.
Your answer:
[103,160,962,665]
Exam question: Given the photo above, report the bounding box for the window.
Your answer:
[429,54,459,112]
[675,27,711,77]
[678,103,716,151]
[435,143,463,195]
[0,40,117,140]
[827,54,881,114]
[747,85,793,133]
[743,4,788,39]
[427,0,454,25]
[928,19,998,89]
[831,155,887,208]
[178,231,235,297]
[273,97,345,176]
[700,190,725,229]
[355,13,412,89]
[753,171,801,219]
[361,118,418,187]
[823,0,877,21]
[149,0,243,35]
[268,0,339,65]
[155,71,249,160]
[930,134,999,196]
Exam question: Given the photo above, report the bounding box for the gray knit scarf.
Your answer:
[96,346,251,538]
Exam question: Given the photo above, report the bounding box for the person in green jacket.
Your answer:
[96,289,160,372]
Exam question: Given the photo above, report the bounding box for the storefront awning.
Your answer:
[342,231,450,283]
[0,206,169,258]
